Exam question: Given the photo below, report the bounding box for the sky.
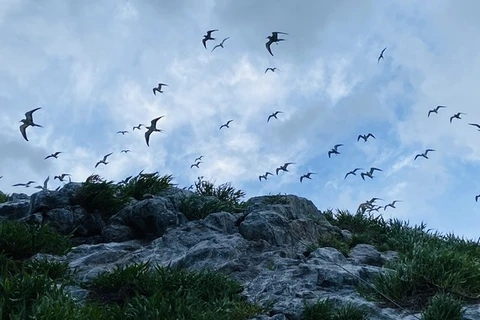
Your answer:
[1,0,480,240]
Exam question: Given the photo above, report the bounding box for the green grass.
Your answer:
[0,190,8,203]
[117,172,174,201]
[303,298,369,319]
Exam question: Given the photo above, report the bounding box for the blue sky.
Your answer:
[2,0,480,240]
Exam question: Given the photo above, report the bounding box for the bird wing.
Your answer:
[150,116,162,128]
[266,40,274,56]
[428,110,433,117]
[25,107,41,121]
[300,176,304,183]
[344,172,351,179]
[357,135,363,141]
[414,154,420,160]
[221,37,230,44]
[202,38,207,49]
[367,133,375,139]
[267,114,273,122]
[104,153,113,161]
[19,123,29,141]
[425,149,435,153]
[145,130,152,146]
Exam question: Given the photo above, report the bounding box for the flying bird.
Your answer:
[153,83,168,95]
[468,123,480,131]
[265,32,288,56]
[450,112,466,123]
[384,200,402,211]
[19,107,43,141]
[344,168,363,179]
[219,120,233,130]
[12,180,36,187]
[267,111,283,122]
[368,167,383,175]
[259,172,274,181]
[119,175,133,185]
[414,149,435,160]
[190,162,201,169]
[133,124,145,131]
[360,172,374,180]
[300,172,316,183]
[117,130,129,135]
[54,174,71,182]
[34,176,50,191]
[276,162,295,175]
[357,133,375,142]
[45,152,62,160]
[366,197,384,205]
[428,106,447,117]
[145,116,164,146]
[202,29,218,49]
[476,194,480,202]
[121,149,131,153]
[265,67,280,73]
[95,152,113,168]
[377,47,387,64]
[328,144,343,158]
[194,156,203,162]
[211,37,230,52]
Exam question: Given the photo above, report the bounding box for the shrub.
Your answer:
[421,293,464,320]
[0,190,8,203]
[117,172,174,201]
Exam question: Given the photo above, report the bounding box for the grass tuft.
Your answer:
[0,190,8,203]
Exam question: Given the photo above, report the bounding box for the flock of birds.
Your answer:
[3,29,480,217]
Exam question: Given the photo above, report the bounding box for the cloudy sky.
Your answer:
[2,0,480,240]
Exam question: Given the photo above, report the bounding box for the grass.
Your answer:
[303,298,369,319]
[0,190,8,203]
[117,172,174,201]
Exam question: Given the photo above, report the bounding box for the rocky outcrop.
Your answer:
[1,185,479,319]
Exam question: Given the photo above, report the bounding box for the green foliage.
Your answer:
[316,232,350,256]
[180,194,245,220]
[194,176,246,205]
[0,190,8,203]
[421,293,464,320]
[303,298,369,320]
[0,220,72,261]
[261,193,290,205]
[117,172,174,201]
[72,174,127,218]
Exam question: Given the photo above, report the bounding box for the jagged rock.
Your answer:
[29,189,72,214]
[0,199,30,220]
[8,193,30,202]
[4,189,480,319]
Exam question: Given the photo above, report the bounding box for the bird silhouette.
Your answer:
[34,176,50,191]
[19,107,43,141]
[276,162,295,175]
[219,120,233,130]
[344,168,363,179]
[414,149,435,160]
[12,180,36,187]
[328,144,343,158]
[190,162,201,169]
[121,149,131,153]
[300,172,316,183]
[265,67,280,73]
[265,32,288,56]
[384,200,402,210]
[211,37,230,52]
[428,106,447,117]
[378,47,387,64]
[95,153,113,168]
[476,194,480,202]
[194,156,203,162]
[357,133,375,142]
[45,152,62,160]
[145,116,164,146]
[468,123,480,131]
[267,111,283,122]
[153,83,168,95]
[54,174,71,182]
[450,112,466,123]
[202,29,218,49]
[117,130,128,135]
[133,124,145,131]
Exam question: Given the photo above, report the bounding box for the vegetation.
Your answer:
[303,298,369,320]
[0,190,8,203]
[117,172,174,201]
[322,208,480,315]
[180,176,247,220]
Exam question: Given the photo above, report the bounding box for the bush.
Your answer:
[117,172,174,201]
[0,190,8,203]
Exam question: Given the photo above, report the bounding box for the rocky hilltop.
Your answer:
[0,178,479,319]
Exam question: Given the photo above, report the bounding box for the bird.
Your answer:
[377,47,387,64]
[414,149,435,160]
[357,133,375,142]
[19,107,43,141]
[119,176,133,185]
[366,197,384,205]
[476,194,480,202]
[219,120,233,130]
[54,174,71,182]
[190,162,201,169]
[211,37,230,52]
[12,180,36,187]
[117,130,128,135]
[133,124,145,131]
[265,32,288,56]
[368,167,383,175]
[202,29,218,49]
[468,123,480,131]
[0,176,2,180]
[145,116,164,146]
[328,144,343,158]
[344,168,363,179]
[265,67,280,73]
[34,176,50,191]
[153,83,168,95]
[276,162,295,175]
[300,172,316,183]
[360,172,374,180]
[44,152,62,160]
[267,111,283,122]
[450,112,466,123]
[384,200,402,210]
[121,149,131,153]
[194,156,203,162]
[428,106,447,117]
[95,152,113,168]
[259,172,274,181]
